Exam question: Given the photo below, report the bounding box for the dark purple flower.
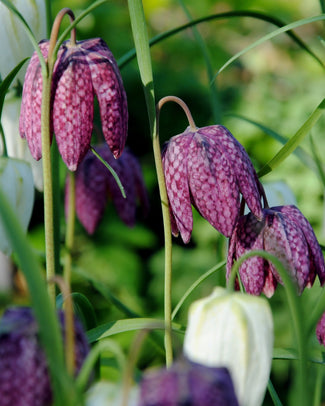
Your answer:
[19,38,128,171]
[227,205,325,297]
[162,125,263,243]
[139,357,239,406]
[316,312,325,346]
[65,145,149,234]
[0,306,90,406]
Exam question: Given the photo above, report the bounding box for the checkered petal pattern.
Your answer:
[162,125,262,243]
[227,205,325,296]
[0,307,89,406]
[19,38,128,171]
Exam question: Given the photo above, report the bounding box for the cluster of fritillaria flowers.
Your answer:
[161,97,325,297]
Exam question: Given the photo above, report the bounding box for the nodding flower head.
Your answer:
[227,205,325,297]
[65,145,149,234]
[0,306,90,406]
[19,37,128,171]
[162,124,263,243]
[138,357,239,406]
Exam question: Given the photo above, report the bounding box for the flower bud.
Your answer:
[184,287,273,406]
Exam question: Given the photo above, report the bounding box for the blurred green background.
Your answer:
[4,0,325,402]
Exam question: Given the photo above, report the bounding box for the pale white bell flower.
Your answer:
[0,0,47,85]
[183,287,273,406]
[1,96,43,190]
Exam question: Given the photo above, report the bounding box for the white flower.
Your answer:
[86,382,139,406]
[0,0,47,85]
[1,96,43,190]
[183,287,273,406]
[0,157,34,255]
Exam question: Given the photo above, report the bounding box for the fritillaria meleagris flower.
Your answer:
[65,145,149,234]
[183,287,273,406]
[227,205,325,297]
[0,306,90,406]
[162,125,263,243]
[19,37,128,171]
[139,357,239,406]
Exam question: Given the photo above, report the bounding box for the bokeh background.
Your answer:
[3,0,325,403]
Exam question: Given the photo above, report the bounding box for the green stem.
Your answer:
[155,96,196,366]
[40,66,55,303]
[153,118,173,368]
[229,250,308,406]
[63,171,76,287]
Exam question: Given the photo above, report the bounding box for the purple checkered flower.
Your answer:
[19,38,128,171]
[162,125,263,243]
[65,145,149,234]
[139,357,239,406]
[227,205,325,297]
[0,306,90,406]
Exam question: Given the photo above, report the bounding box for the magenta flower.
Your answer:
[162,125,263,243]
[227,205,325,297]
[65,145,149,234]
[139,357,239,406]
[0,306,89,406]
[19,38,128,171]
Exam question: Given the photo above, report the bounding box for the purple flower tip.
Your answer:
[65,144,149,234]
[0,306,90,406]
[162,125,262,243]
[139,357,239,406]
[227,205,325,297]
[316,312,325,347]
[20,38,128,171]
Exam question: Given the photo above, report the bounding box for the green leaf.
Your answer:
[0,58,28,120]
[172,260,226,320]
[0,186,78,405]
[215,14,325,78]
[258,99,325,177]
[87,318,185,344]
[119,11,325,70]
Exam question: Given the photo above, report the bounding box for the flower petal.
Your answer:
[162,133,193,243]
[188,130,240,237]
[81,38,128,158]
[53,45,94,171]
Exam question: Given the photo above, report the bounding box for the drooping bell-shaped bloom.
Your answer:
[162,125,263,243]
[0,0,47,85]
[19,37,128,171]
[0,306,90,406]
[183,287,273,406]
[139,357,239,406]
[227,205,325,297]
[65,145,149,234]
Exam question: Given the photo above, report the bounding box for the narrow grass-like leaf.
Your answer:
[258,99,325,177]
[119,11,324,70]
[0,58,28,119]
[87,318,185,344]
[215,14,325,78]
[1,0,47,73]
[90,146,126,198]
[228,114,318,173]
[172,260,226,320]
[268,380,284,406]
[0,187,77,405]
